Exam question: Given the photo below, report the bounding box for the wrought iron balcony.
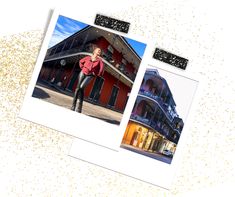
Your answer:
[45,44,136,82]
[130,114,151,125]
[138,90,175,121]
[130,113,174,139]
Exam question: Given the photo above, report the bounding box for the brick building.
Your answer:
[37,25,143,112]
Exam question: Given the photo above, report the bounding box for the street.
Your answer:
[121,144,173,164]
[32,82,123,125]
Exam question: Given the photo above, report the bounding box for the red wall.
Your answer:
[113,50,122,65]
[84,77,95,96]
[100,72,130,111]
[61,68,72,87]
[115,81,131,111]
[49,67,57,81]
[126,63,135,73]
[41,63,73,87]
[83,70,130,111]
[99,71,116,105]
[39,66,50,80]
[39,36,135,112]
[93,37,135,74]
[93,37,109,53]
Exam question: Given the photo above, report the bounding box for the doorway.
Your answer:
[108,85,119,107]
[89,76,104,102]
[130,131,139,147]
[67,69,80,91]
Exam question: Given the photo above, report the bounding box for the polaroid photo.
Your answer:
[69,62,200,189]
[19,8,150,149]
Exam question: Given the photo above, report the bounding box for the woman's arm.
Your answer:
[79,56,89,69]
[98,59,104,76]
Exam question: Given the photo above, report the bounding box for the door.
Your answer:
[108,85,119,107]
[130,131,139,146]
[143,132,153,150]
[138,130,148,149]
[89,76,104,102]
[67,70,80,91]
[54,67,63,84]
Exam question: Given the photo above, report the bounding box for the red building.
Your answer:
[37,26,143,112]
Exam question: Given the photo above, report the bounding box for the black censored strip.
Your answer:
[153,48,188,70]
[95,14,130,33]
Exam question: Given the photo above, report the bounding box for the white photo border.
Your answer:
[69,60,203,189]
[19,8,152,150]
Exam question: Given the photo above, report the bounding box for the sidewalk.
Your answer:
[120,144,172,164]
[32,82,123,125]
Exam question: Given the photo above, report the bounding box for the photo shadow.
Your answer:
[32,87,50,99]
[87,114,120,125]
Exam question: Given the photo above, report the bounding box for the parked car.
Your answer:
[162,149,174,158]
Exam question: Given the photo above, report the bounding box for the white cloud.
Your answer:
[63,17,83,32]
[48,17,85,48]
[48,29,71,48]
[56,23,67,32]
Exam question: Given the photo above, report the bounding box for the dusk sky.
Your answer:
[48,15,146,58]
[147,65,198,121]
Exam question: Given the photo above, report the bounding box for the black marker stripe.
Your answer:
[95,14,130,33]
[153,48,188,70]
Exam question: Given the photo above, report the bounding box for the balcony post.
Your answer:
[159,81,165,98]
[81,32,90,51]
[150,105,158,124]
[60,42,66,54]
[47,60,58,82]
[69,37,75,50]
[132,99,141,115]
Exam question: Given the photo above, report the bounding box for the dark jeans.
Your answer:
[71,71,93,112]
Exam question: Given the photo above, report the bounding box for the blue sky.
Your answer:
[124,37,146,58]
[48,15,88,48]
[48,15,147,58]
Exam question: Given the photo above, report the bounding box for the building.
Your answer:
[121,68,184,156]
[37,25,143,112]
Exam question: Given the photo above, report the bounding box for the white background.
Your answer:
[0,0,234,196]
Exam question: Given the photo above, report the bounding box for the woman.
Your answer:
[71,47,104,113]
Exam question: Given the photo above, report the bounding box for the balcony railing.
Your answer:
[130,114,151,125]
[174,127,182,135]
[130,114,167,136]
[130,113,180,144]
[45,44,136,82]
[139,90,174,121]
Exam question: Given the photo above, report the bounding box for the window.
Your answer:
[121,58,127,65]
[142,104,154,120]
[119,64,124,72]
[107,45,114,53]
[108,85,119,107]
[103,45,114,63]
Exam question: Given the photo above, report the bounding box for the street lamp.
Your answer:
[60,59,66,66]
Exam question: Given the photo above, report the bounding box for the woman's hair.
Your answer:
[93,47,102,56]
[93,47,101,52]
